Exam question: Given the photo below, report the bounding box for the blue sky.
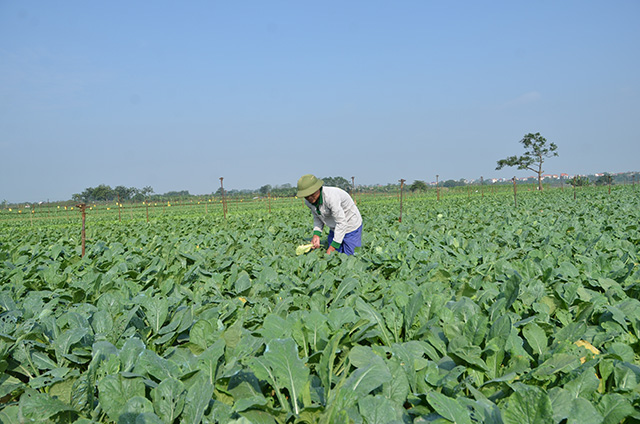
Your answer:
[1,1,638,202]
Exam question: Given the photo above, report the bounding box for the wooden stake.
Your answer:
[220,177,227,218]
[399,179,406,222]
[351,176,356,204]
[77,203,87,257]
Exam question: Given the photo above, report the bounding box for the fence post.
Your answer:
[512,177,517,208]
[220,177,227,219]
[399,179,406,222]
[77,203,87,257]
[436,175,440,201]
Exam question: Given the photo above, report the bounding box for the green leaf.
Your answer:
[318,329,345,397]
[502,384,553,424]
[358,395,403,423]
[564,368,600,399]
[197,338,225,385]
[355,297,392,346]
[565,397,603,424]
[548,387,572,423]
[607,342,634,362]
[120,412,164,424]
[190,319,216,350]
[54,327,88,365]
[333,277,359,306]
[382,359,410,404]
[426,391,472,424]
[18,390,77,421]
[229,380,268,412]
[344,346,392,396]
[260,314,292,341]
[403,290,424,337]
[0,405,19,424]
[532,353,580,378]
[141,296,169,334]
[119,338,146,372]
[0,373,23,398]
[97,375,146,423]
[136,349,181,381]
[556,262,580,280]
[91,308,114,336]
[613,361,640,391]
[122,395,155,415]
[49,377,76,405]
[597,393,635,424]
[503,272,521,311]
[238,410,278,424]
[448,335,488,371]
[182,372,214,424]
[71,374,94,414]
[488,314,512,343]
[234,271,252,294]
[249,338,309,415]
[304,310,329,351]
[522,322,547,357]
[151,378,186,424]
[549,387,602,424]
[327,306,356,331]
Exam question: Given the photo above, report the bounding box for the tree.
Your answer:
[496,132,558,191]
[409,180,428,192]
[568,176,590,187]
[114,186,137,201]
[322,176,351,192]
[91,184,115,201]
[442,179,465,188]
[259,184,272,195]
[595,174,613,186]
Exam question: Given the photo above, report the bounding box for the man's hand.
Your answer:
[326,245,336,255]
[311,235,321,249]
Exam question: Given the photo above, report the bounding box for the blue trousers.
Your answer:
[327,224,363,255]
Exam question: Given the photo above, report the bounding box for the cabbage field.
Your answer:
[0,187,639,423]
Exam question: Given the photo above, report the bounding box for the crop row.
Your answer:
[0,189,639,423]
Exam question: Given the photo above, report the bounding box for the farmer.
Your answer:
[297,174,363,255]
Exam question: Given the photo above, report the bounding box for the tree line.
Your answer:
[72,185,154,203]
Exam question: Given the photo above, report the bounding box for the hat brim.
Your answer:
[297,179,323,198]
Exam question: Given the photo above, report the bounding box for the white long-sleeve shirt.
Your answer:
[304,186,362,245]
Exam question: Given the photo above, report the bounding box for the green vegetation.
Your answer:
[0,186,639,422]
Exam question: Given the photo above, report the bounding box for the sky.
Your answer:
[1,1,639,203]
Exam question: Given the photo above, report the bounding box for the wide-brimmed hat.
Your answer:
[297,174,323,197]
